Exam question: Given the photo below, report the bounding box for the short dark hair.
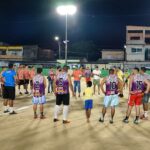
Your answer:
[141,67,146,72]
[134,67,139,72]
[8,63,13,69]
[87,81,92,87]
[37,68,42,74]
[109,69,114,74]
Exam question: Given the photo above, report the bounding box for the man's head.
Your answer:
[95,66,98,70]
[37,68,42,74]
[87,81,92,87]
[140,67,146,74]
[109,69,115,75]
[133,67,139,74]
[63,65,68,72]
[8,63,14,69]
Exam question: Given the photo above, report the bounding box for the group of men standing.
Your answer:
[0,64,150,125]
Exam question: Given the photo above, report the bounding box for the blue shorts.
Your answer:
[104,94,119,107]
[32,95,46,104]
[84,99,93,110]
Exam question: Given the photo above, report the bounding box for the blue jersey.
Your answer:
[2,69,16,87]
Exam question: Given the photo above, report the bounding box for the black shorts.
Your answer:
[3,86,15,100]
[30,80,33,86]
[24,79,29,84]
[18,80,25,85]
[56,94,70,105]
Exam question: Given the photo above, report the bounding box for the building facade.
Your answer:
[126,26,150,61]
[101,49,124,61]
[0,46,23,60]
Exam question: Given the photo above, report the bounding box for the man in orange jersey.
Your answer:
[17,65,25,95]
[29,66,36,94]
[23,65,30,94]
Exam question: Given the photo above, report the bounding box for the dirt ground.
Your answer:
[0,79,150,150]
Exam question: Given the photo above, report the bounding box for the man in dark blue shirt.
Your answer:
[2,63,17,114]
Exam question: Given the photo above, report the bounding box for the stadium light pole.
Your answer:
[54,36,61,59]
[56,5,77,64]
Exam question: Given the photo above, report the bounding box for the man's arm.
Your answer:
[100,78,106,95]
[129,76,133,94]
[53,77,57,94]
[43,77,47,89]
[118,78,124,92]
[68,74,74,96]
[144,79,150,94]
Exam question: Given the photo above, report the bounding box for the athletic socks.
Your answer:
[144,111,148,118]
[4,106,8,111]
[54,105,60,119]
[63,105,69,121]
[135,116,139,120]
[9,107,14,113]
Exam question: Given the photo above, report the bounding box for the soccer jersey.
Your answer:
[105,75,118,95]
[2,69,16,87]
[30,70,35,80]
[17,69,24,80]
[73,70,82,81]
[33,74,45,97]
[84,70,91,78]
[93,69,101,80]
[23,69,30,79]
[131,74,145,93]
[49,70,55,80]
[84,87,93,100]
[56,72,69,95]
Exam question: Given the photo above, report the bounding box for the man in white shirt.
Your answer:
[92,66,101,95]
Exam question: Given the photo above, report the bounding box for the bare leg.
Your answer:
[99,107,107,122]
[93,85,96,95]
[98,85,100,95]
[33,104,37,118]
[40,104,45,119]
[135,105,140,117]
[111,106,115,121]
[123,106,133,123]
[86,109,91,123]
[3,99,9,112]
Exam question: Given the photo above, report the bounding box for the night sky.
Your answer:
[0,0,150,50]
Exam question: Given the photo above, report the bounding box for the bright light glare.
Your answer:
[55,36,59,41]
[56,5,77,15]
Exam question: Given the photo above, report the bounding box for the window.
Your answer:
[130,36,140,40]
[131,48,142,53]
[145,30,150,34]
[128,30,143,33]
[0,50,6,55]
[145,38,150,44]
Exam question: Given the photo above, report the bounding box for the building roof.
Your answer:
[101,49,124,52]
[127,25,150,30]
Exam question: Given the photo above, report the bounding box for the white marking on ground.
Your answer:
[16,105,31,111]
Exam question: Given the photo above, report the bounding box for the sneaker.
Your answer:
[34,114,38,119]
[9,111,17,115]
[53,118,59,122]
[134,119,139,125]
[3,110,9,113]
[19,92,23,95]
[109,120,114,124]
[123,118,129,123]
[99,118,104,123]
[40,115,46,119]
[25,91,29,94]
[140,114,148,120]
[63,120,70,124]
